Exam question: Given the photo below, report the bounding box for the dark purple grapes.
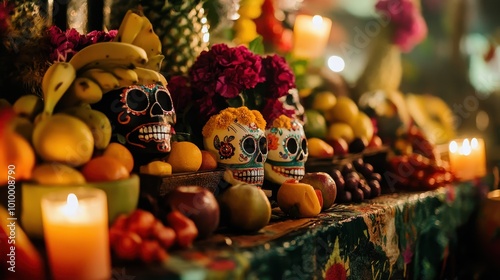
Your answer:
[341,163,354,175]
[351,188,364,202]
[345,171,360,181]
[330,169,342,180]
[344,177,359,192]
[334,176,345,193]
[337,191,352,203]
[349,138,367,154]
[352,158,364,170]
[368,180,381,197]
[359,182,372,199]
[370,173,382,182]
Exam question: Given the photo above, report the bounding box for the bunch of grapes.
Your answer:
[333,158,383,203]
[386,153,454,190]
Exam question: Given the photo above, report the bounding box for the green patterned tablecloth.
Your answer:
[124,181,483,280]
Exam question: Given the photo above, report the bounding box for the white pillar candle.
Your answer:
[293,14,332,60]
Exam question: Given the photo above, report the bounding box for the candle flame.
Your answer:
[459,139,472,155]
[312,15,324,27]
[63,193,79,216]
[471,138,479,149]
[449,141,458,153]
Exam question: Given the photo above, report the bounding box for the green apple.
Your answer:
[304,109,327,139]
[217,184,271,232]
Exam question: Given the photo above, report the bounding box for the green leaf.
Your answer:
[116,134,127,145]
[249,36,265,55]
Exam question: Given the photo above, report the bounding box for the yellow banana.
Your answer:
[12,94,43,121]
[134,67,164,86]
[80,68,120,93]
[62,107,112,150]
[109,67,139,87]
[41,62,76,116]
[59,77,104,107]
[131,16,162,58]
[114,10,145,44]
[144,54,165,72]
[69,42,148,71]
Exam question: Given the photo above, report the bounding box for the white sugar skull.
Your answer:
[265,115,308,184]
[279,88,305,125]
[92,84,176,166]
[202,107,268,186]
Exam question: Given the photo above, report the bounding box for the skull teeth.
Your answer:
[233,169,264,185]
[272,166,305,179]
[138,125,170,142]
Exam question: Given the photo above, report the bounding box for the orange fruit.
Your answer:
[103,142,134,173]
[81,156,129,182]
[165,141,202,173]
[199,150,218,171]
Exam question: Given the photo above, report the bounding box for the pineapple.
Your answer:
[110,0,210,78]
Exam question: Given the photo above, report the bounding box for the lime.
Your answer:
[303,109,327,139]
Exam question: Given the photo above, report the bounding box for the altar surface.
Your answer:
[120,181,483,280]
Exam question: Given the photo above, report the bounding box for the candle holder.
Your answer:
[41,187,111,280]
[448,138,486,181]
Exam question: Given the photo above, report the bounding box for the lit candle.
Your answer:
[293,14,332,59]
[448,138,486,181]
[41,188,111,280]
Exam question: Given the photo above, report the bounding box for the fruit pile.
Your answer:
[304,93,383,158]
[332,158,383,203]
[386,126,454,190]
[109,209,198,263]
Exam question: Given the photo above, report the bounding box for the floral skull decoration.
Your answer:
[202,107,268,186]
[92,84,176,165]
[265,115,308,184]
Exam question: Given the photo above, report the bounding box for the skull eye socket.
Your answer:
[242,136,256,155]
[301,138,308,154]
[156,89,173,111]
[126,89,148,114]
[259,136,268,155]
[286,137,298,154]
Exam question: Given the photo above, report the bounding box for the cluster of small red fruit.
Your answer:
[109,209,198,263]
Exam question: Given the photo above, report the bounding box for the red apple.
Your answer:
[368,135,383,148]
[328,138,349,156]
[164,186,220,238]
[300,172,337,210]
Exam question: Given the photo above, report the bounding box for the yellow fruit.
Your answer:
[12,94,43,121]
[81,156,129,182]
[351,112,374,143]
[217,183,271,232]
[326,122,355,143]
[165,141,202,173]
[199,150,218,171]
[103,142,135,173]
[277,180,322,218]
[307,138,334,158]
[32,114,94,167]
[139,161,172,176]
[325,96,359,125]
[310,91,337,113]
[0,124,36,185]
[31,163,86,185]
[10,116,34,142]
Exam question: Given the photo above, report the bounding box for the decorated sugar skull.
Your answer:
[92,84,176,165]
[265,115,308,184]
[279,88,305,125]
[202,107,268,186]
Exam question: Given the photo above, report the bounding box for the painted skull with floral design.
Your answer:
[92,84,176,165]
[265,115,308,184]
[202,107,268,186]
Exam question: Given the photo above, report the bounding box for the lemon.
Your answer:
[325,96,359,125]
[310,91,337,113]
[140,161,172,176]
[32,114,94,166]
[326,122,355,143]
[165,141,203,173]
[352,112,374,143]
[32,163,86,185]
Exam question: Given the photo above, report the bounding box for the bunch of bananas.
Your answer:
[2,10,168,184]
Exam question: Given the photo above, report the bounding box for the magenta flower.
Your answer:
[376,0,427,52]
[260,54,296,99]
